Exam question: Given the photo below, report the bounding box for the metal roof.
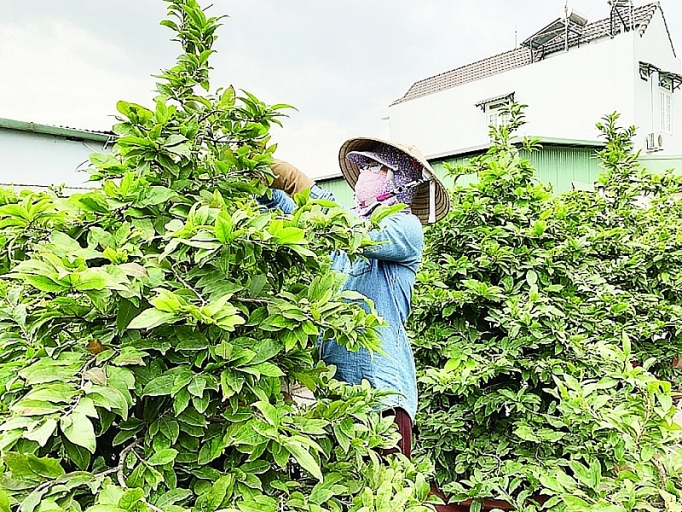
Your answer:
[426,136,606,162]
[0,117,114,143]
[474,92,515,110]
[391,2,664,106]
[521,17,586,51]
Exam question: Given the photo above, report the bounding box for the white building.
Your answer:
[387,1,682,167]
[0,117,113,193]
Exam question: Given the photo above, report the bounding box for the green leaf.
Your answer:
[370,203,406,224]
[26,454,65,478]
[187,377,206,397]
[178,407,207,428]
[164,134,187,147]
[273,227,306,245]
[19,488,47,512]
[71,193,110,213]
[112,429,141,447]
[85,505,127,512]
[176,337,208,351]
[24,275,69,293]
[98,484,125,505]
[154,489,193,508]
[141,187,177,206]
[166,143,192,158]
[254,401,280,428]
[118,488,145,509]
[142,375,175,397]
[63,439,91,470]
[248,339,282,365]
[147,448,178,466]
[249,362,284,378]
[526,269,538,286]
[562,496,591,509]
[159,417,180,444]
[74,268,110,291]
[214,212,233,243]
[60,412,96,453]
[23,418,58,447]
[218,86,235,108]
[568,460,594,490]
[270,442,289,469]
[88,386,129,419]
[205,475,233,512]
[173,388,191,416]
[116,299,144,332]
[112,347,147,366]
[128,309,178,330]
[283,440,322,481]
[333,422,351,453]
[10,399,62,416]
[0,490,10,512]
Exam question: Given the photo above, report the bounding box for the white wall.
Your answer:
[633,9,682,154]
[0,129,107,188]
[388,30,642,158]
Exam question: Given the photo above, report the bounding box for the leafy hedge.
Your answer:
[0,2,432,512]
[411,105,682,511]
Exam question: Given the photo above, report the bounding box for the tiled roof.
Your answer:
[391,2,661,106]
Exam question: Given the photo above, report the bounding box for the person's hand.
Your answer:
[270,160,314,196]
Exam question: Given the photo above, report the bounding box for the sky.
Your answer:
[0,1,680,179]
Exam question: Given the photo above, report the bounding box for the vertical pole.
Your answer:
[564,2,569,52]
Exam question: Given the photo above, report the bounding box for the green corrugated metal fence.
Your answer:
[430,145,604,194]
[317,146,682,208]
[316,178,355,208]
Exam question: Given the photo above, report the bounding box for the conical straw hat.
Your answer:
[338,137,450,224]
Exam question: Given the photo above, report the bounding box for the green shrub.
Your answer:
[0,2,432,511]
[411,105,682,511]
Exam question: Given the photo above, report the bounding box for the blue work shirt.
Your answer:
[262,188,423,421]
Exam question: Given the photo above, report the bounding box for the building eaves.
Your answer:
[474,92,515,110]
[0,117,114,143]
[315,172,344,182]
[391,2,660,106]
[427,136,605,162]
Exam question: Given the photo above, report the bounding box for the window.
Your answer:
[475,92,515,131]
[660,87,672,134]
[486,101,511,129]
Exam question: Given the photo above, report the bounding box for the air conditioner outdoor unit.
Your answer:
[646,132,664,151]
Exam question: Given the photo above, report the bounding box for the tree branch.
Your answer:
[117,439,141,488]
[172,265,206,306]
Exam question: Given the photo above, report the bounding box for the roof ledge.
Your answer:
[0,117,113,143]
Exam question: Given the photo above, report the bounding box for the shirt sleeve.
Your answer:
[362,214,424,263]
[257,185,336,215]
[257,189,297,214]
[259,187,422,264]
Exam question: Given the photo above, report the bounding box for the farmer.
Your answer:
[262,138,450,458]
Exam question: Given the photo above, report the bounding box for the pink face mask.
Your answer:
[355,168,389,208]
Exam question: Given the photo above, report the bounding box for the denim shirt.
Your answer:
[261,188,423,421]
